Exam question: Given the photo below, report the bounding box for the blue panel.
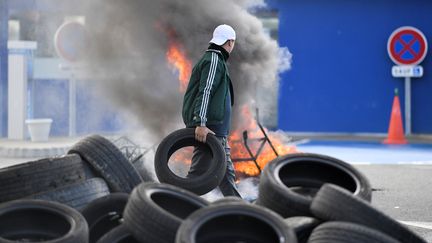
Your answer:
[274,0,432,134]
[32,79,124,136]
[0,0,8,137]
[9,0,85,14]
[32,79,69,136]
[8,0,35,11]
[76,83,124,135]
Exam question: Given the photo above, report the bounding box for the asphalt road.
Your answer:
[356,164,432,241]
[295,140,432,242]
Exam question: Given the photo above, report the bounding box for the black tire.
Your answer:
[123,182,209,243]
[96,225,139,243]
[211,196,248,205]
[0,154,90,203]
[68,134,143,193]
[284,217,321,243]
[308,221,400,243]
[81,193,129,243]
[256,153,371,217]
[175,202,298,243]
[0,199,88,243]
[132,158,156,182]
[154,128,226,195]
[28,178,110,211]
[310,184,426,243]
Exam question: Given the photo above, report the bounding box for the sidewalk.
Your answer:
[0,136,82,169]
[0,132,157,169]
[289,133,432,144]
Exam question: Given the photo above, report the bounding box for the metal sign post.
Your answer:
[404,76,411,135]
[58,64,77,137]
[387,26,428,135]
[69,74,77,137]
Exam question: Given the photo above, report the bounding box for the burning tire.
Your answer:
[154,128,226,195]
[96,225,139,243]
[123,182,209,243]
[29,178,110,210]
[81,193,129,243]
[283,217,321,243]
[0,199,88,242]
[0,154,90,203]
[68,134,143,193]
[175,202,298,243]
[308,222,399,243]
[310,184,426,243]
[256,153,371,217]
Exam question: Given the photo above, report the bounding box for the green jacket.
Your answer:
[182,49,234,127]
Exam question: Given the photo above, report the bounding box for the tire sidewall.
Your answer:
[154,128,226,195]
[0,199,88,243]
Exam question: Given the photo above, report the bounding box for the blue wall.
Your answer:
[269,0,432,134]
[32,79,125,136]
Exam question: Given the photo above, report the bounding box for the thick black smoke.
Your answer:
[79,0,290,139]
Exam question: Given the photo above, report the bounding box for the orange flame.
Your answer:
[229,106,298,176]
[167,42,192,92]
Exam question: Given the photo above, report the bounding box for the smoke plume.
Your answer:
[79,0,290,139]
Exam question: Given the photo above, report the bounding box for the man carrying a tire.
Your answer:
[182,24,241,197]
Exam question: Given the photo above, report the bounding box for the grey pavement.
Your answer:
[0,136,81,168]
[357,164,432,241]
[296,139,432,242]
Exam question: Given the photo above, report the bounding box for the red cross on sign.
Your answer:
[387,26,428,66]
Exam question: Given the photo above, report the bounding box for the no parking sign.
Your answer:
[387,26,428,135]
[387,26,428,66]
[54,21,88,62]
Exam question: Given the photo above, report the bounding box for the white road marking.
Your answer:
[398,161,432,165]
[400,221,432,230]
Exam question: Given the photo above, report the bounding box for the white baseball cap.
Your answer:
[209,24,236,46]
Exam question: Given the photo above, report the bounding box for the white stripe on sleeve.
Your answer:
[199,53,219,126]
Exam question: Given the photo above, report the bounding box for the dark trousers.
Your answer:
[187,136,241,197]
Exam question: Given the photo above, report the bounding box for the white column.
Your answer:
[7,54,27,139]
[7,41,37,140]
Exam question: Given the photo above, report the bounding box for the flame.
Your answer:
[229,106,298,176]
[164,37,297,178]
[170,147,193,165]
[166,42,192,92]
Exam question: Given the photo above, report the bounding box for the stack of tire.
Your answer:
[0,135,144,211]
[0,129,427,242]
[0,181,296,243]
[253,153,427,243]
[0,134,145,242]
[152,128,427,243]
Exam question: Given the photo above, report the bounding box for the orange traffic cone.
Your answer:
[383,89,407,144]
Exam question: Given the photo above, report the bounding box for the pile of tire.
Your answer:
[153,128,427,243]
[253,153,427,242]
[83,181,300,243]
[0,135,144,211]
[0,180,296,243]
[0,129,427,242]
[0,134,145,242]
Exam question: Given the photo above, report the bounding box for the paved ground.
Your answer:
[0,137,80,168]
[296,139,432,241]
